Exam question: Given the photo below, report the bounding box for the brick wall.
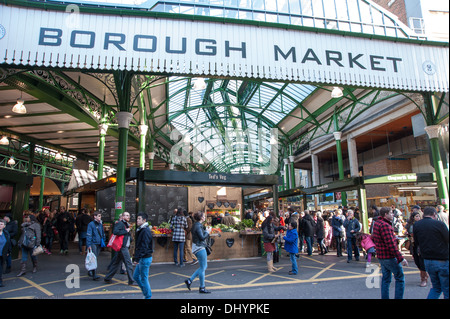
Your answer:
[364,158,413,198]
[372,0,408,25]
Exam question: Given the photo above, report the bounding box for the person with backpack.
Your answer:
[17,214,41,277]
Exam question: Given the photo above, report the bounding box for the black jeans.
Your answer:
[59,230,69,251]
[335,235,343,256]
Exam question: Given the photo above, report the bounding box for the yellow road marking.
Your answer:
[167,270,225,289]
[309,263,335,281]
[301,255,324,264]
[18,277,54,296]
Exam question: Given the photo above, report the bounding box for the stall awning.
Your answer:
[66,169,99,193]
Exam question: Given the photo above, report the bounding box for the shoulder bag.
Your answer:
[107,234,124,251]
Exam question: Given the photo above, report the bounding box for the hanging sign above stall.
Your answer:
[0,3,448,92]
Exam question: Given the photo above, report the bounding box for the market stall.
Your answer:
[150,223,262,263]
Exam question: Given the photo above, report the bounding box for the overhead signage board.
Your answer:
[0,3,448,92]
[140,170,281,187]
[364,173,435,184]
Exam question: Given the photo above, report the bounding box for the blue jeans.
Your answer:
[133,256,152,299]
[21,247,37,264]
[346,237,360,261]
[305,236,313,256]
[289,253,298,274]
[190,248,208,288]
[173,241,185,265]
[379,258,405,299]
[424,259,449,299]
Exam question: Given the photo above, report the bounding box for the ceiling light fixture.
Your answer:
[0,136,9,145]
[12,99,26,114]
[331,87,343,98]
[7,156,15,166]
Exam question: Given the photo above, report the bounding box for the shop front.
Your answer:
[363,172,438,217]
[87,170,280,262]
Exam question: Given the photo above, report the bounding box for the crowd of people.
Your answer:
[0,203,448,299]
[254,204,448,299]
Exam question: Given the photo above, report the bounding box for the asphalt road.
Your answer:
[0,242,439,301]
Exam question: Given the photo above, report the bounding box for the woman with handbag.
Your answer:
[17,214,41,277]
[262,215,285,272]
[184,211,212,294]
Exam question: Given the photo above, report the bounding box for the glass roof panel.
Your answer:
[168,76,287,172]
[49,1,424,39]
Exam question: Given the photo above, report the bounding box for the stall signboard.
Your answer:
[364,173,435,184]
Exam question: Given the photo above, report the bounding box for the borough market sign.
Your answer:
[0,3,448,92]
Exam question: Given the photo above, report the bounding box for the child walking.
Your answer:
[356,232,376,267]
[283,221,299,275]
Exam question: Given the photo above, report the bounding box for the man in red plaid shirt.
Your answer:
[372,206,408,299]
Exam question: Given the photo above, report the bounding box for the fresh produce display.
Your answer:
[152,223,173,235]
[210,227,222,234]
[234,219,255,231]
[216,224,239,232]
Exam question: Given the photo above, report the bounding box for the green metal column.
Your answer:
[148,141,155,170]
[358,185,369,233]
[97,123,108,180]
[425,125,449,209]
[334,114,347,206]
[273,184,279,217]
[422,92,449,210]
[289,145,295,189]
[284,158,290,190]
[139,125,148,169]
[114,71,134,221]
[38,163,46,210]
[23,142,35,211]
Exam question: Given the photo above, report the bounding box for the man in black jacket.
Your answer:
[133,213,153,299]
[104,212,136,285]
[302,211,316,256]
[413,206,449,299]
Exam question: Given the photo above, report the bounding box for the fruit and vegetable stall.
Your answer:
[150,219,262,263]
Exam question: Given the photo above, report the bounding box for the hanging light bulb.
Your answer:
[331,87,343,98]
[55,152,63,160]
[0,136,9,145]
[7,156,15,166]
[193,78,207,90]
[12,99,27,114]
